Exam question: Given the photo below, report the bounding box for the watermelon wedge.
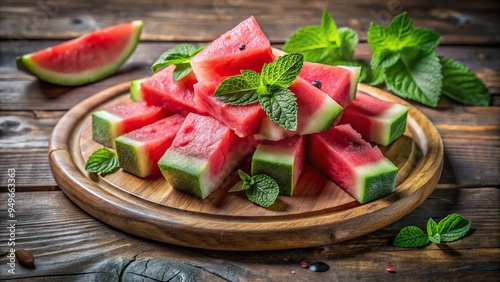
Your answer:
[338,92,409,146]
[16,21,143,86]
[256,77,343,141]
[158,113,256,199]
[92,101,169,148]
[251,136,305,196]
[141,65,206,115]
[191,16,274,82]
[130,78,147,101]
[308,124,398,204]
[115,115,185,177]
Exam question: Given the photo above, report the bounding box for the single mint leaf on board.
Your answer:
[261,53,304,88]
[172,63,193,81]
[85,148,119,174]
[214,75,259,105]
[321,8,339,45]
[437,214,472,243]
[258,86,298,131]
[440,56,491,106]
[283,25,330,63]
[393,226,431,248]
[245,174,280,207]
[427,218,441,244]
[385,52,442,107]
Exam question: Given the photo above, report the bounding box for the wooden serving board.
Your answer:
[49,82,443,251]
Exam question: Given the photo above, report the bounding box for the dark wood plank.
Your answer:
[0,188,497,280]
[1,0,499,44]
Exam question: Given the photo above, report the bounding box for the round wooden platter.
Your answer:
[49,82,443,251]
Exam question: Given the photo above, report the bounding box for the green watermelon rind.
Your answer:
[130,78,147,101]
[91,110,122,148]
[354,159,398,204]
[17,20,143,86]
[338,66,361,101]
[387,104,409,145]
[251,145,295,196]
[115,136,151,177]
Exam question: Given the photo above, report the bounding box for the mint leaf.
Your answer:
[411,28,441,53]
[228,181,250,192]
[238,170,253,183]
[241,70,261,87]
[245,174,280,207]
[437,214,471,242]
[85,148,119,174]
[385,52,442,107]
[213,75,259,105]
[393,226,431,248]
[321,8,338,45]
[151,43,205,80]
[259,86,298,131]
[283,26,330,63]
[261,53,304,88]
[427,218,441,244]
[336,27,358,60]
[440,56,491,106]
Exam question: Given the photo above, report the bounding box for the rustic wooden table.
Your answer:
[1,0,499,281]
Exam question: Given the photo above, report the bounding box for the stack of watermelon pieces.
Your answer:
[91,16,408,205]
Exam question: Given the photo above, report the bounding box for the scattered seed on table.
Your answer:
[308,262,329,272]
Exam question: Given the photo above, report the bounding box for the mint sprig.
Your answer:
[393,214,471,248]
[85,148,119,174]
[151,44,205,81]
[229,170,279,208]
[214,53,303,131]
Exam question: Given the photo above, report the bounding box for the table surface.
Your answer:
[0,0,499,281]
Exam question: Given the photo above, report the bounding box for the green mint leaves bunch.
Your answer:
[151,44,205,81]
[283,9,358,65]
[393,213,471,248]
[214,53,304,131]
[85,148,120,174]
[229,170,280,207]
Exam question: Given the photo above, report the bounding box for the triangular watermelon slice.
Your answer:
[16,21,143,86]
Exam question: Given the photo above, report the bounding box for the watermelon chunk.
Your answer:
[141,65,205,115]
[191,16,274,82]
[338,92,409,146]
[251,136,305,196]
[16,21,143,86]
[194,80,265,137]
[299,62,359,108]
[308,124,398,204]
[256,77,343,141]
[130,78,147,101]
[92,101,169,148]
[115,115,185,177]
[158,113,256,199]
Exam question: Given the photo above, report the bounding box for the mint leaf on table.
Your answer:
[393,226,431,248]
[228,170,279,208]
[85,148,119,174]
[427,218,441,244]
[440,57,491,106]
[437,213,472,243]
[214,53,303,131]
[151,43,205,80]
[283,9,358,63]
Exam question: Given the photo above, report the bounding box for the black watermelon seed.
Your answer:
[238,44,246,50]
[308,262,329,272]
[312,80,322,89]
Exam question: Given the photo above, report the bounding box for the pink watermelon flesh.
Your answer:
[299,62,352,108]
[194,80,265,137]
[308,124,398,204]
[338,92,409,146]
[115,114,185,177]
[191,16,274,82]
[141,65,206,115]
[251,136,305,196]
[158,113,256,199]
[256,77,343,141]
[92,101,169,148]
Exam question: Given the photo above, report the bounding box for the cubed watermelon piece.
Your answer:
[141,65,205,115]
[299,62,359,108]
[308,124,398,204]
[115,114,185,177]
[194,80,265,137]
[191,16,274,82]
[158,113,256,199]
[338,92,409,146]
[130,78,147,101]
[92,101,169,148]
[256,77,343,141]
[251,136,305,196]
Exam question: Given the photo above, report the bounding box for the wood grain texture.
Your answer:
[1,0,499,44]
[0,188,497,281]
